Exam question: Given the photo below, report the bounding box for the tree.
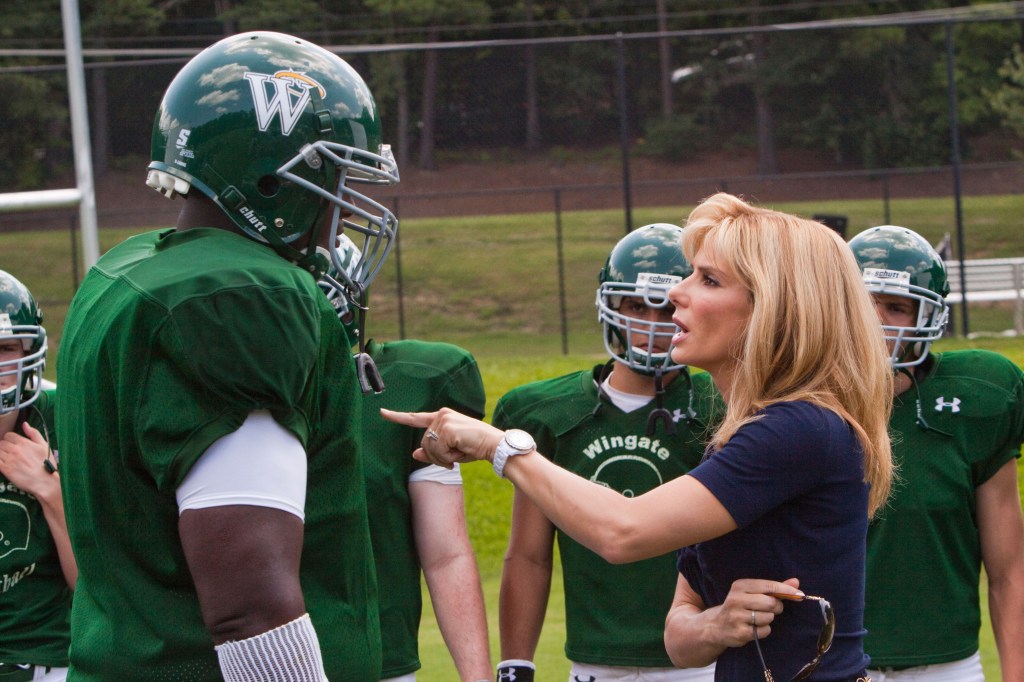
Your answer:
[988,43,1024,156]
[363,0,490,171]
[80,0,164,175]
[0,0,68,188]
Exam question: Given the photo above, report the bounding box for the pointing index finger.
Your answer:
[380,408,437,429]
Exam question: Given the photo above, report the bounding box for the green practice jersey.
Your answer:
[57,229,379,681]
[493,365,721,667]
[865,349,1024,667]
[360,339,485,679]
[0,389,71,668]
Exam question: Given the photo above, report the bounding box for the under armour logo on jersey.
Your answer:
[934,396,961,413]
[244,71,326,136]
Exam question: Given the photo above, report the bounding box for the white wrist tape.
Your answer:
[215,613,327,682]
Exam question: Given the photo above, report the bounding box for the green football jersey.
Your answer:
[0,389,71,668]
[493,365,721,667]
[865,349,1024,667]
[57,229,380,681]
[360,339,485,679]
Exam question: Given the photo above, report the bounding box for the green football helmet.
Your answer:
[848,225,950,368]
[0,270,46,414]
[147,31,399,299]
[597,223,691,374]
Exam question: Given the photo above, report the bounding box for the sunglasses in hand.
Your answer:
[752,593,836,682]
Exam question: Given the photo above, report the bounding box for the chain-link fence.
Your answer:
[3,7,1024,354]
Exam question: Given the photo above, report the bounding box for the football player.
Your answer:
[493,224,720,682]
[850,226,1024,682]
[0,270,73,682]
[323,235,493,682]
[56,32,398,681]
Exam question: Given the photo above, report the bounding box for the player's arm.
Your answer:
[977,458,1024,679]
[498,487,555,667]
[0,422,78,588]
[410,467,493,681]
[177,411,328,681]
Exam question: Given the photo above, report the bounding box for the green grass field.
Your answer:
[1,194,1022,678]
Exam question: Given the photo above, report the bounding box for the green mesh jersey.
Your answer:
[492,365,722,666]
[56,228,379,681]
[0,389,71,668]
[865,350,1024,667]
[360,339,485,679]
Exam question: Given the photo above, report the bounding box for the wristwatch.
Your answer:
[492,429,535,478]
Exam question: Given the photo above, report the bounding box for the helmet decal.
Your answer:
[862,268,911,288]
[245,71,326,135]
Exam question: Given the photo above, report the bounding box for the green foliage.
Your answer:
[219,0,326,34]
[0,0,62,41]
[363,0,490,27]
[0,74,69,188]
[634,113,706,160]
[989,43,1024,156]
[4,3,1024,190]
[81,0,163,38]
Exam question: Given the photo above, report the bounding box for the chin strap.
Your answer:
[645,367,677,436]
[346,283,384,395]
[898,362,951,438]
[594,360,702,437]
[591,359,616,419]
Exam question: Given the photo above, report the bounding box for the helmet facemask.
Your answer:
[318,233,364,342]
[280,141,399,302]
[0,315,46,414]
[596,223,691,376]
[597,278,684,375]
[318,234,384,394]
[862,269,949,368]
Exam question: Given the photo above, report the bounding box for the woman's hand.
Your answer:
[381,407,505,469]
[715,577,803,646]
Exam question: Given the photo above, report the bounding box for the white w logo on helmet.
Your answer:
[244,71,325,136]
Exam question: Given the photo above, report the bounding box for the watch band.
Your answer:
[492,429,535,478]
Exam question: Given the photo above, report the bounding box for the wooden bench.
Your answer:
[944,257,1024,335]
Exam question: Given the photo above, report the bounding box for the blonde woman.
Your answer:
[384,193,891,681]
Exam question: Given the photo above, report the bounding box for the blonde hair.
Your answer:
[682,193,893,516]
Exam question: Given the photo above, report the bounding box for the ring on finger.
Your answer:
[426,429,440,442]
[751,610,757,626]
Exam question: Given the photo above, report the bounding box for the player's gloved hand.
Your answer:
[496,659,535,682]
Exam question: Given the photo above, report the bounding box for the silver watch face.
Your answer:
[504,429,535,452]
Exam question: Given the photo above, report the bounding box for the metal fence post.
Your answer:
[945,21,969,337]
[554,188,569,355]
[393,196,406,339]
[615,33,633,236]
[1014,261,1023,336]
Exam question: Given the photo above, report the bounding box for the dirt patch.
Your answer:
[6,148,1022,231]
